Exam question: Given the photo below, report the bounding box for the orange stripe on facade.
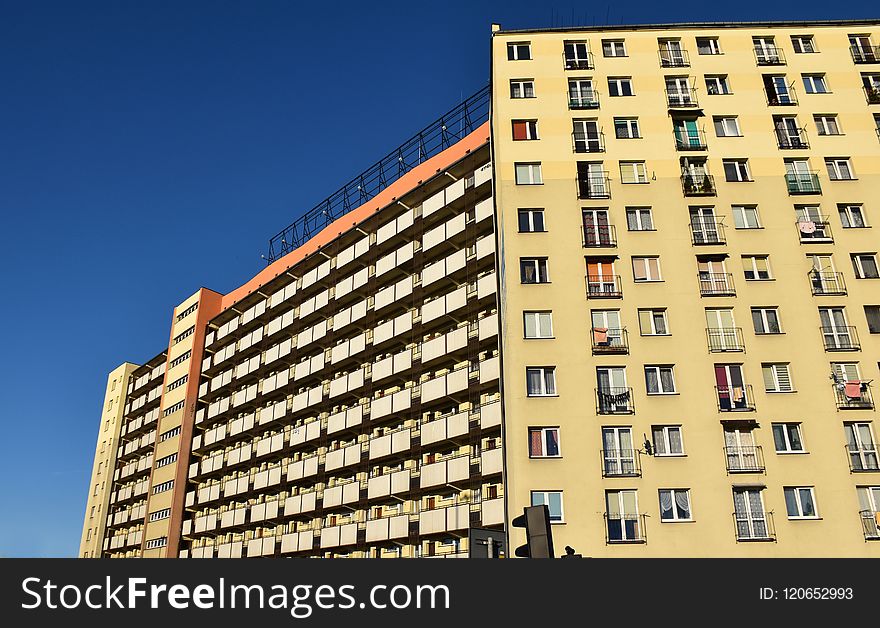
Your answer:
[219,122,491,310]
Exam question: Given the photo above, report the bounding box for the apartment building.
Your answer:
[492,20,880,556]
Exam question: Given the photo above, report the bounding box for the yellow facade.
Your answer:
[492,21,880,556]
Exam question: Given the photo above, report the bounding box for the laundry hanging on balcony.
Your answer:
[593,327,609,344]
[598,390,630,405]
[798,220,817,234]
[845,380,863,399]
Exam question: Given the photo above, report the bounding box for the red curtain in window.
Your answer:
[512,120,529,140]
[529,430,543,456]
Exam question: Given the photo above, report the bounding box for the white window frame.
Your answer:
[838,204,866,228]
[614,117,641,138]
[653,425,685,456]
[528,427,561,458]
[620,161,648,184]
[803,74,828,94]
[517,208,546,232]
[751,307,782,334]
[743,255,772,280]
[638,308,669,335]
[514,162,543,185]
[645,365,676,394]
[659,489,693,522]
[773,422,806,454]
[696,37,721,55]
[512,119,539,140]
[714,116,741,137]
[526,367,557,397]
[523,311,554,339]
[723,159,751,182]
[732,205,761,229]
[632,256,662,282]
[608,77,633,96]
[705,75,731,95]
[510,79,535,99]
[531,490,564,522]
[762,363,794,392]
[602,39,627,57]
[784,487,819,519]
[826,158,854,180]
[625,207,654,231]
[520,257,549,283]
[507,42,532,61]
[814,115,840,136]
[791,35,816,53]
[852,253,879,279]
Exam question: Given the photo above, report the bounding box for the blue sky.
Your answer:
[0,1,873,557]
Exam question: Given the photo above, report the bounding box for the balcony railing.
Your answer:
[767,88,797,106]
[699,273,735,296]
[591,327,628,354]
[577,173,611,199]
[755,47,785,65]
[810,271,846,296]
[596,387,634,414]
[864,86,880,104]
[776,129,809,149]
[821,326,860,351]
[666,88,699,108]
[796,219,832,242]
[834,383,874,409]
[569,92,600,109]
[707,328,745,352]
[681,173,716,196]
[586,275,623,299]
[605,513,647,543]
[725,446,765,473]
[846,446,879,472]
[785,173,821,194]
[659,49,690,67]
[734,510,776,541]
[860,510,880,540]
[583,224,616,247]
[572,131,605,153]
[851,46,880,63]
[715,384,755,411]
[601,448,642,477]
[690,221,725,245]
[674,130,708,151]
[564,52,594,70]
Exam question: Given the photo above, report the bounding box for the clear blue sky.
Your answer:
[0,1,873,557]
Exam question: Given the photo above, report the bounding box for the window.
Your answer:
[166,375,188,392]
[814,115,841,136]
[638,309,669,335]
[852,253,880,278]
[151,480,174,494]
[773,423,805,453]
[713,116,741,137]
[517,208,545,232]
[149,508,172,522]
[602,39,626,57]
[520,257,549,284]
[620,161,648,184]
[732,205,761,229]
[163,400,184,416]
[172,326,194,345]
[733,488,770,539]
[528,428,560,458]
[696,37,721,55]
[652,425,684,456]
[705,75,731,95]
[512,119,538,140]
[602,426,636,476]
[865,305,880,333]
[507,42,531,60]
[751,307,781,334]
[723,159,752,182]
[645,365,676,394]
[742,255,771,280]
[826,158,854,180]
[626,207,654,231]
[145,537,168,550]
[523,311,553,338]
[845,423,878,471]
[564,40,592,68]
[632,256,661,282]
[614,117,640,139]
[159,426,181,441]
[762,363,793,392]
[568,79,596,107]
[606,490,641,541]
[784,487,818,519]
[169,350,191,369]
[838,204,866,228]
[607,77,633,97]
[514,162,543,184]
[176,302,198,322]
[659,489,692,521]
[526,367,557,396]
[531,491,564,522]
[791,35,816,53]
[509,79,535,98]
[802,74,828,94]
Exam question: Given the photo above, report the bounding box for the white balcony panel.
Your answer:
[477,272,497,299]
[475,195,493,222]
[478,313,498,341]
[481,498,504,526]
[479,356,500,384]
[481,448,503,475]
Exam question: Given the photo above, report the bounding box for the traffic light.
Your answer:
[511,504,555,558]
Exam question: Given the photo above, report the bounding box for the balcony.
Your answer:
[699,273,735,297]
[725,445,765,473]
[715,384,755,411]
[591,327,628,354]
[659,49,690,67]
[834,383,874,409]
[596,387,634,414]
[755,47,785,65]
[707,328,745,352]
[602,449,641,477]
[851,46,880,63]
[666,88,699,108]
[572,131,605,153]
[564,52,594,70]
[846,446,879,472]
[821,326,860,351]
[865,86,880,104]
[690,222,725,245]
[586,275,623,299]
[734,511,776,541]
[767,89,797,106]
[605,513,647,543]
[785,173,821,195]
[569,92,600,109]
[776,129,809,150]
[583,224,616,248]
[681,174,716,196]
[577,173,611,199]
[810,271,846,296]
[797,219,832,242]
[674,130,707,151]
[860,511,880,540]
